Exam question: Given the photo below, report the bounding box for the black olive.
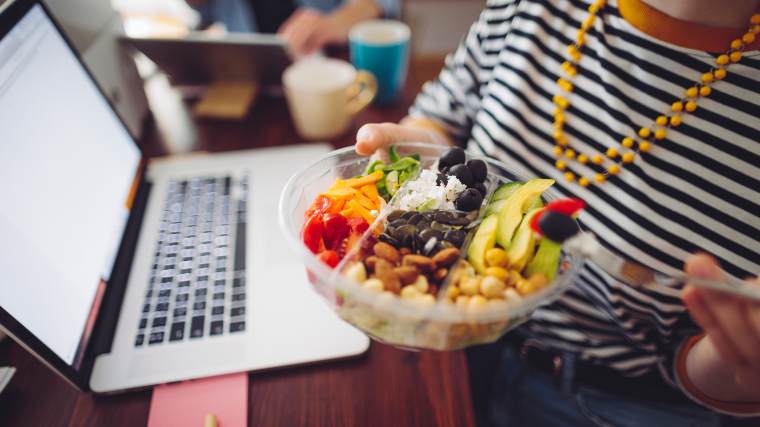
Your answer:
[407,213,424,225]
[472,182,487,197]
[439,147,465,168]
[444,229,466,247]
[378,233,399,247]
[437,173,448,186]
[455,188,483,211]
[434,211,456,224]
[390,218,408,228]
[420,228,444,242]
[392,224,417,241]
[439,165,450,175]
[387,210,405,222]
[466,159,487,183]
[401,211,417,220]
[537,210,579,243]
[449,164,474,187]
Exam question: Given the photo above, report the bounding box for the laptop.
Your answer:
[0,0,368,393]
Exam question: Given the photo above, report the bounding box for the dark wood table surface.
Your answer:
[0,56,477,427]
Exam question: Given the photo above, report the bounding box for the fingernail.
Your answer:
[356,126,374,143]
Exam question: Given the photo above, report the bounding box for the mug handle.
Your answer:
[346,71,378,115]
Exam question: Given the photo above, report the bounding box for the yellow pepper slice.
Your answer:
[347,199,375,223]
[342,170,384,188]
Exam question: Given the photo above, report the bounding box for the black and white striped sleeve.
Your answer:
[409,0,522,146]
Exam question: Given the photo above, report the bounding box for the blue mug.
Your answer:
[349,20,410,105]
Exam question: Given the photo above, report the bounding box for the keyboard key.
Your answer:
[152,317,167,327]
[233,277,245,288]
[195,288,207,297]
[155,302,169,312]
[232,293,245,302]
[173,307,187,317]
[142,304,151,313]
[231,307,245,317]
[139,318,148,329]
[169,322,185,341]
[210,321,224,336]
[190,317,204,338]
[135,334,145,346]
[193,301,206,310]
[213,293,225,300]
[158,290,171,298]
[176,294,189,302]
[148,332,165,345]
[230,322,245,333]
[211,306,224,315]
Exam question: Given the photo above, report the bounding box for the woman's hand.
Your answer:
[355,120,454,156]
[682,253,760,401]
[279,1,382,57]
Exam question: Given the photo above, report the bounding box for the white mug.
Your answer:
[283,58,377,140]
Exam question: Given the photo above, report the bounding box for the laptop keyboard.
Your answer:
[135,175,248,347]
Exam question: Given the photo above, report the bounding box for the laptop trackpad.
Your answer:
[129,341,245,377]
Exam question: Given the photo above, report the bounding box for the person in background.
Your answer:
[355,0,760,425]
[186,0,399,56]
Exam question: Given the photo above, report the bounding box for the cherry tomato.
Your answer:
[317,250,340,268]
[302,213,324,254]
[347,217,369,234]
[545,198,585,216]
[323,213,350,250]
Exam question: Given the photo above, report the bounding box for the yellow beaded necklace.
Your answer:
[551,0,760,187]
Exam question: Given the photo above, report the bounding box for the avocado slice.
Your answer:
[466,214,499,274]
[506,208,542,271]
[495,179,555,248]
[525,237,562,282]
[485,198,506,216]
[491,181,522,201]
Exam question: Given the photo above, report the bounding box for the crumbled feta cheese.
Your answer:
[395,169,467,211]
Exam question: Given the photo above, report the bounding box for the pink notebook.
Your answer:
[147,373,248,427]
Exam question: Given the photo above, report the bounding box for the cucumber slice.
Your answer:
[492,182,523,201]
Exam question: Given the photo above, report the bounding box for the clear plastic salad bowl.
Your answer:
[279,142,583,350]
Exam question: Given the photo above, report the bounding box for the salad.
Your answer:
[296,144,583,349]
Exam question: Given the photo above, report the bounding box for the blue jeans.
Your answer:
[484,344,724,427]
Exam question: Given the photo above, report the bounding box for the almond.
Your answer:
[432,247,460,268]
[374,258,401,294]
[374,242,401,264]
[402,254,435,273]
[393,266,419,285]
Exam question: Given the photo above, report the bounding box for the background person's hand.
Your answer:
[355,121,453,156]
[683,253,760,400]
[278,8,343,57]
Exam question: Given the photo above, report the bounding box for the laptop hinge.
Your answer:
[78,173,153,385]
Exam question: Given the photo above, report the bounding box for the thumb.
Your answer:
[685,253,723,279]
[355,123,443,156]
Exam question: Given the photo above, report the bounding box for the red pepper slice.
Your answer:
[302,213,324,254]
[304,196,332,220]
[317,250,340,268]
[323,213,351,250]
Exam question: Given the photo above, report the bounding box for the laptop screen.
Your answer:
[0,4,141,366]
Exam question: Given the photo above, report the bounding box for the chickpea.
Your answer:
[412,275,429,293]
[460,276,481,296]
[364,278,384,292]
[417,294,436,306]
[446,285,461,301]
[480,276,506,298]
[468,295,487,310]
[484,266,509,282]
[516,279,537,296]
[455,295,470,309]
[504,288,522,303]
[485,248,510,268]
[528,272,549,289]
[345,262,367,283]
[401,285,422,299]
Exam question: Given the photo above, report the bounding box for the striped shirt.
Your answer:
[410,0,760,411]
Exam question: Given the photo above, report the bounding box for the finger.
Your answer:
[278,8,312,38]
[745,278,760,354]
[356,123,443,156]
[683,285,745,366]
[684,254,760,366]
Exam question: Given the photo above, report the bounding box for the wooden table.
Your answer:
[0,56,477,427]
